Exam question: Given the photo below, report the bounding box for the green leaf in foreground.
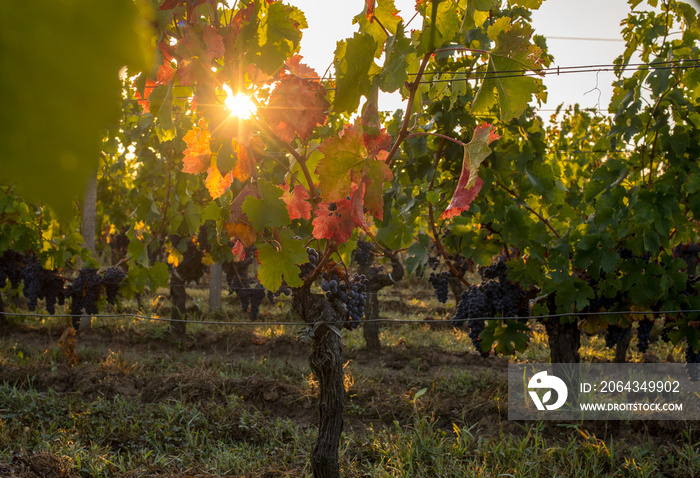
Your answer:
[0,0,153,217]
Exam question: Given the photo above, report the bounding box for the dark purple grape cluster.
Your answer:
[22,259,65,315]
[428,271,450,303]
[451,286,490,357]
[0,249,25,289]
[102,266,126,305]
[673,243,700,275]
[605,325,631,349]
[660,318,672,343]
[65,268,103,329]
[176,239,205,283]
[636,318,654,353]
[479,260,508,282]
[299,247,320,279]
[267,282,292,304]
[321,272,368,329]
[352,240,374,267]
[685,345,700,382]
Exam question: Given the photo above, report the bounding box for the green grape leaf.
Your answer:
[249,2,307,75]
[333,32,378,113]
[417,0,460,54]
[354,0,402,55]
[480,319,530,355]
[149,261,170,292]
[241,179,291,231]
[379,22,412,93]
[509,0,544,9]
[472,17,545,122]
[0,0,154,217]
[256,230,305,291]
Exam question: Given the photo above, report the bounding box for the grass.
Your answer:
[2,379,699,477]
[0,280,698,476]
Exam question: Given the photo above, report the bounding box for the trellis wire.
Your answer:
[0,309,697,327]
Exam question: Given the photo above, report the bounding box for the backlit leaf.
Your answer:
[472,18,545,121]
[441,123,498,220]
[242,179,291,231]
[312,200,356,244]
[281,185,312,220]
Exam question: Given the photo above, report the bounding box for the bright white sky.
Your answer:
[284,0,638,113]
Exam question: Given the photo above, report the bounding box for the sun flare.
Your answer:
[223,84,256,119]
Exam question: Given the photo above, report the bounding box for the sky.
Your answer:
[284,0,638,114]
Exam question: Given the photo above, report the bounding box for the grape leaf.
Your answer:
[333,32,378,113]
[203,24,225,62]
[312,200,356,244]
[281,185,312,220]
[247,2,307,75]
[378,22,412,93]
[441,123,498,220]
[480,320,531,355]
[226,184,261,247]
[354,0,402,55]
[242,179,291,231]
[256,229,305,291]
[417,0,460,54]
[317,122,393,220]
[472,18,545,122]
[0,0,153,217]
[205,163,233,200]
[182,119,212,175]
[261,56,330,143]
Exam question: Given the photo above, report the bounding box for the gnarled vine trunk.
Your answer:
[543,317,581,363]
[293,287,345,478]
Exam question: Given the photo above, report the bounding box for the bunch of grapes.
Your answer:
[479,260,508,282]
[428,271,450,303]
[636,318,654,353]
[660,317,672,343]
[673,243,700,276]
[102,266,126,305]
[22,259,65,315]
[604,325,630,349]
[451,286,490,357]
[0,249,25,289]
[176,239,205,283]
[352,240,374,267]
[685,345,700,382]
[321,272,368,329]
[267,282,292,304]
[233,278,266,320]
[299,247,320,279]
[65,268,103,329]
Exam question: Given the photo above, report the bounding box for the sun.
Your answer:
[222,84,256,119]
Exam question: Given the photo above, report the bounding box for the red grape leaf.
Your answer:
[317,122,392,220]
[281,184,312,220]
[203,25,225,62]
[312,200,355,244]
[157,60,176,85]
[441,123,498,220]
[181,119,211,175]
[261,57,329,143]
[231,240,246,261]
